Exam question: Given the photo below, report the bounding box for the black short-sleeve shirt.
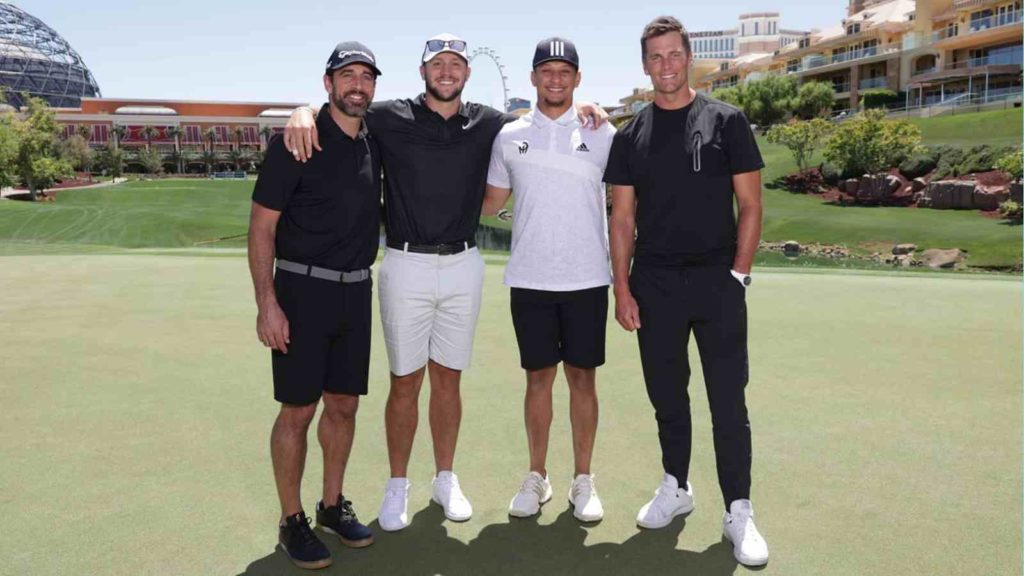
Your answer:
[365,95,514,244]
[252,103,381,271]
[604,93,763,268]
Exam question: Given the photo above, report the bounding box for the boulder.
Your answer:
[972,184,1009,211]
[922,180,976,209]
[857,174,891,201]
[919,248,966,269]
[892,243,917,255]
[885,174,903,193]
[842,178,860,195]
[911,177,927,192]
[783,240,801,257]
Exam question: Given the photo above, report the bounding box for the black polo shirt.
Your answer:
[365,95,513,244]
[604,94,763,268]
[252,103,381,271]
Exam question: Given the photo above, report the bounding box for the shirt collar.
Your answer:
[316,103,368,141]
[527,103,578,128]
[414,93,470,120]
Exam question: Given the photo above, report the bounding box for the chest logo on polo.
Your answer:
[575,143,590,152]
[514,140,530,155]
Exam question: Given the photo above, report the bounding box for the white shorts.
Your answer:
[378,246,485,377]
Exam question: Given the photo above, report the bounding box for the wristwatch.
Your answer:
[730,269,752,287]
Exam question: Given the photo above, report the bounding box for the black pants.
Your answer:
[629,264,751,509]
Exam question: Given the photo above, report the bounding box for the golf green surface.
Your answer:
[1,254,1020,575]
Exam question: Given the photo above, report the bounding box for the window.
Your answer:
[91,124,109,144]
[242,126,258,144]
[214,126,229,143]
[63,124,76,138]
[846,23,861,35]
[184,125,202,144]
[755,22,759,35]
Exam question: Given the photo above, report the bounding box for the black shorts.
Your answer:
[510,286,608,371]
[271,270,372,405]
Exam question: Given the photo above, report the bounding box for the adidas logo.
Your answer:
[575,143,590,152]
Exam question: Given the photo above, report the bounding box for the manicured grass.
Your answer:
[0,254,1019,575]
[904,107,1023,147]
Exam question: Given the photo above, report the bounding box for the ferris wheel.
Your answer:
[469,46,510,112]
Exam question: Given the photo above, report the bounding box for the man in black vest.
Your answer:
[605,16,769,567]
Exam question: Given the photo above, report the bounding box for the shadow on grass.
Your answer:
[238,503,742,576]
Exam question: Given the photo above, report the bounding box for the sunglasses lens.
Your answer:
[426,40,445,51]
[449,40,467,51]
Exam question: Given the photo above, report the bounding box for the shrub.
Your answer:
[823,109,922,176]
[860,89,900,110]
[959,145,998,175]
[999,199,1022,223]
[995,148,1023,181]
[794,81,835,119]
[899,146,940,179]
[819,162,843,184]
[932,147,964,180]
[712,86,745,109]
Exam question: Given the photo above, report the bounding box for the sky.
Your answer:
[26,0,847,110]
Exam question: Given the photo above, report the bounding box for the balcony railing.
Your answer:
[790,44,898,74]
[859,77,889,90]
[833,83,852,93]
[912,66,940,76]
[949,52,1024,69]
[931,10,1021,41]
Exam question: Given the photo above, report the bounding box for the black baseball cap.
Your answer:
[533,37,579,69]
[326,41,382,76]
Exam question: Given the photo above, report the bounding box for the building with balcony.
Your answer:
[903,0,1021,105]
[627,0,1021,120]
[691,12,808,60]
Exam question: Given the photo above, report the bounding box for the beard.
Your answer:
[332,89,370,117]
[425,78,464,103]
[541,92,570,109]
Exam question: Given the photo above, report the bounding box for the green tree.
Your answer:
[741,75,798,127]
[201,148,217,173]
[259,125,273,150]
[137,147,164,175]
[711,85,745,109]
[0,112,20,188]
[95,146,124,178]
[204,127,217,152]
[14,96,73,199]
[794,81,835,119]
[140,125,158,151]
[76,124,92,140]
[766,118,834,173]
[823,109,922,176]
[56,134,95,173]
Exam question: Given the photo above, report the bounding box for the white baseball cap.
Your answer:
[421,33,468,63]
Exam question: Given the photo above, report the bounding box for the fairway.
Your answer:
[0,253,1019,576]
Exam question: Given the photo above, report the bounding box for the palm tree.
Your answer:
[141,125,158,151]
[166,126,183,173]
[259,125,273,151]
[77,124,91,140]
[233,126,245,152]
[204,127,217,153]
[201,149,217,174]
[110,125,126,150]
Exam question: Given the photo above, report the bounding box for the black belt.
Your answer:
[386,239,476,255]
[276,259,371,283]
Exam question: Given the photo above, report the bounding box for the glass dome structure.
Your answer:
[0,2,101,108]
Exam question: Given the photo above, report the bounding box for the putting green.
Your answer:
[0,254,1019,575]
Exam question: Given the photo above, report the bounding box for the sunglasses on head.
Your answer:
[425,39,467,52]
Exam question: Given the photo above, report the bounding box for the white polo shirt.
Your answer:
[486,105,615,291]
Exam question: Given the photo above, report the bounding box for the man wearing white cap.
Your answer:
[284,34,607,532]
[483,37,614,523]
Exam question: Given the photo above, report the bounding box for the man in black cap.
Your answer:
[483,37,615,523]
[248,41,380,570]
[282,34,607,533]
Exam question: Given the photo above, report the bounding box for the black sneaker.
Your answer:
[279,511,332,570]
[317,496,374,548]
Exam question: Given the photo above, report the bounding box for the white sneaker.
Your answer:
[431,471,473,522]
[636,473,694,529]
[378,477,410,532]
[508,471,552,518]
[569,474,604,523]
[723,499,769,567]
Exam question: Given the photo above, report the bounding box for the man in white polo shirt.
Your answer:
[483,37,615,523]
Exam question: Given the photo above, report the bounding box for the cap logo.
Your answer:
[549,41,565,57]
[336,49,374,63]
